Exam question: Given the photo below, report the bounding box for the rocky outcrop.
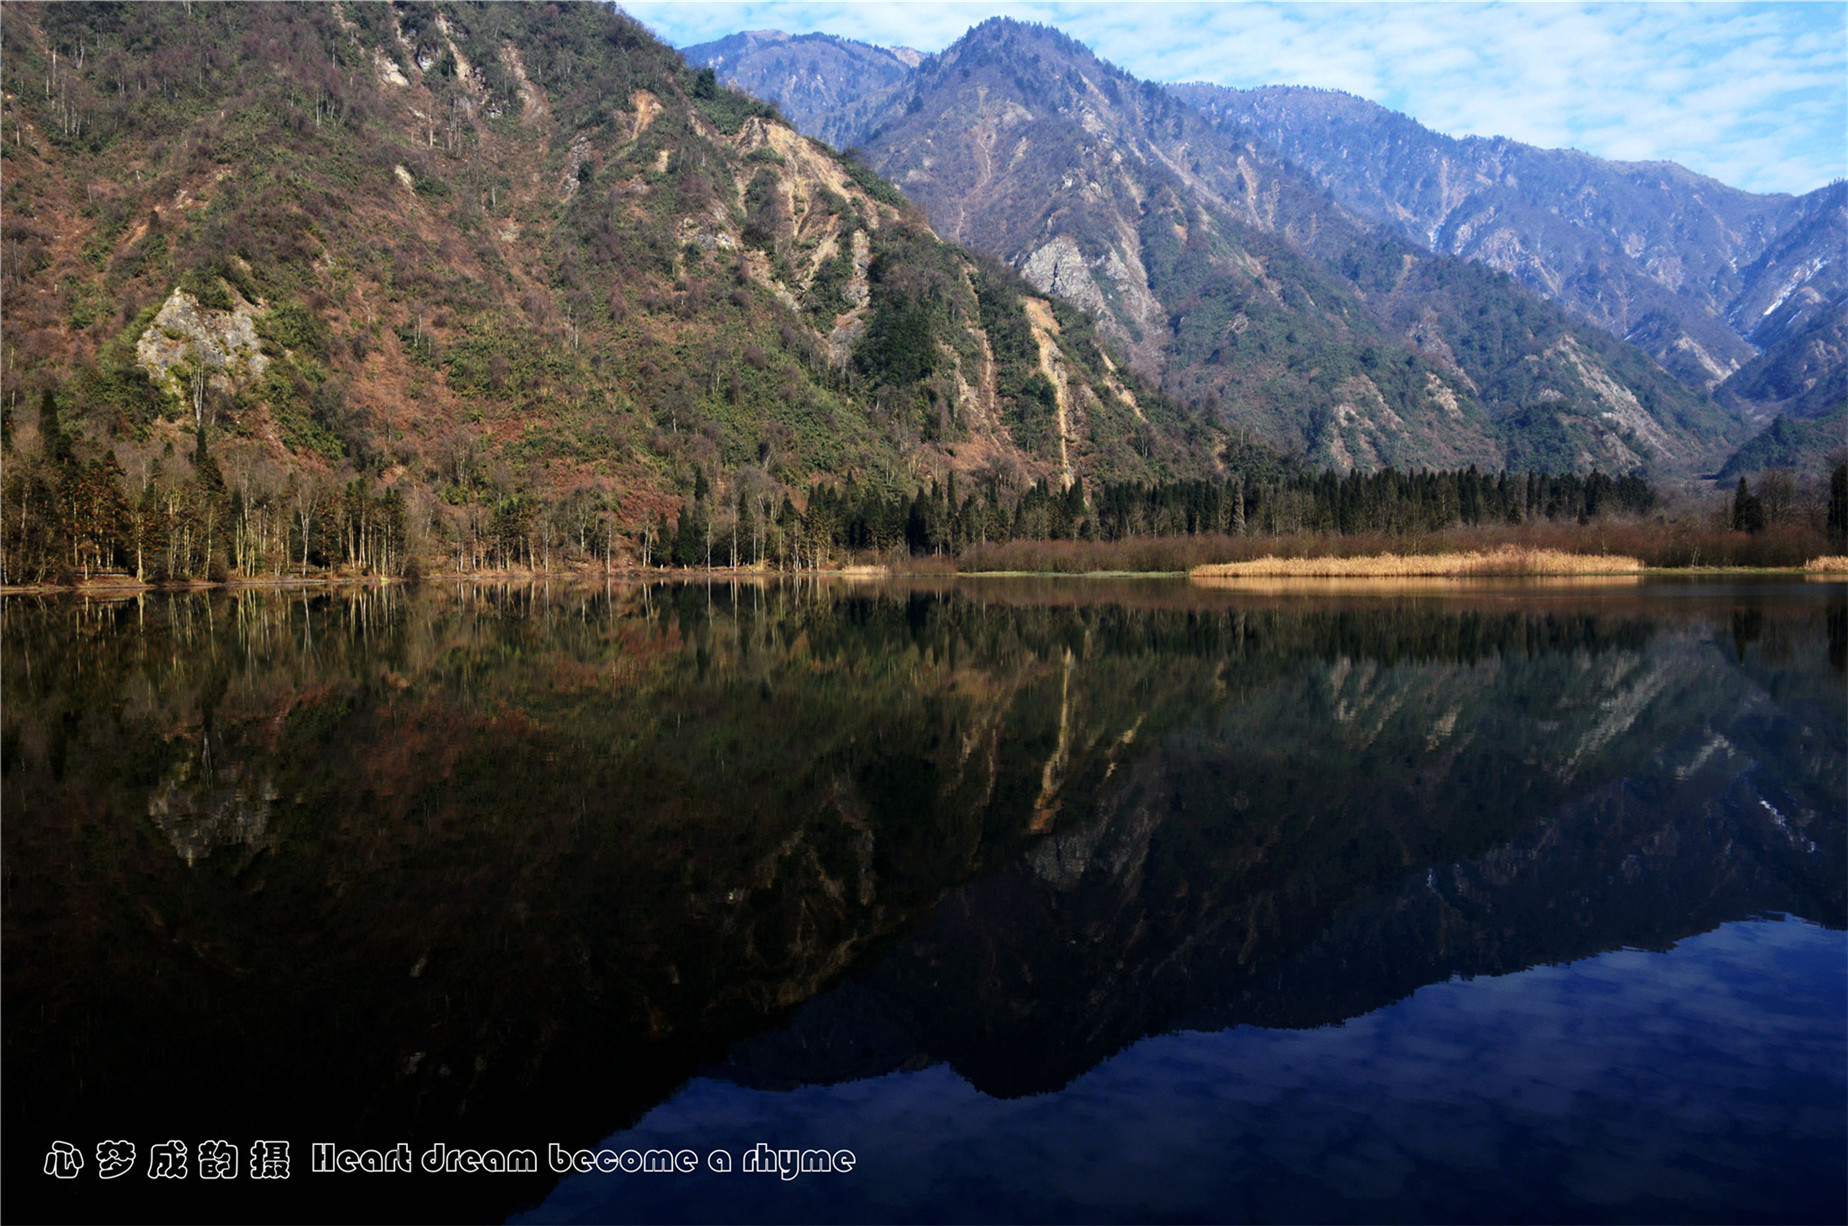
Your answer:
[135,287,269,405]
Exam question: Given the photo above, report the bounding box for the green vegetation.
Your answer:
[683,63,782,134]
[834,148,910,209]
[1718,408,1848,479]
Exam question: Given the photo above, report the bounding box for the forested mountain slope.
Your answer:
[1174,85,1848,473]
[0,1,1227,582]
[694,20,1740,475]
[1172,85,1847,392]
[1710,297,1848,478]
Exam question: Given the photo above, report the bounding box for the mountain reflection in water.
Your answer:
[534,918,1844,1225]
[3,578,1843,1224]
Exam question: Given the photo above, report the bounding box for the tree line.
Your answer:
[11,386,1844,586]
[609,464,1666,571]
[1733,467,1848,542]
[4,391,408,585]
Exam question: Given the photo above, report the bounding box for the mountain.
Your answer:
[1720,298,1848,422]
[680,28,922,148]
[1712,298,1848,477]
[692,20,1741,475]
[1716,406,1848,479]
[1724,181,1848,352]
[1169,85,1846,393]
[0,1,1227,582]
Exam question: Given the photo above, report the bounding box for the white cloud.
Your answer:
[623,1,1847,195]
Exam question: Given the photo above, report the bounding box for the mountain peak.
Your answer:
[940,15,1104,70]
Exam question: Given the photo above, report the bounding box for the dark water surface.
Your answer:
[4,577,1843,1224]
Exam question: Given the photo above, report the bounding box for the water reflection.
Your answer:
[534,919,1846,1225]
[2,578,1842,1223]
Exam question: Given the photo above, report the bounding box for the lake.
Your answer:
[4,577,1843,1224]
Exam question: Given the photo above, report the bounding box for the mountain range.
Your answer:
[2,0,1839,564]
[1173,85,1844,386]
[687,18,1846,478]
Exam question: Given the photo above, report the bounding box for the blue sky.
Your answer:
[621,2,1847,196]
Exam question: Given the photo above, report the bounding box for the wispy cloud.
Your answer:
[622,2,1847,196]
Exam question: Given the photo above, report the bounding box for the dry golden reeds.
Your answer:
[1804,556,1848,573]
[1191,546,1644,580]
[949,523,1833,576]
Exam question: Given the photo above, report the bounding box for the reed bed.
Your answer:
[1804,556,1848,573]
[1192,547,1644,580]
[952,523,1834,574]
[1191,575,1645,596]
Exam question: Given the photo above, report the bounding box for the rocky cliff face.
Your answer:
[1710,295,1848,477]
[1725,183,1848,355]
[1721,299,1848,422]
[1172,83,1848,478]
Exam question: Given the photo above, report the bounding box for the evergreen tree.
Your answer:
[1828,462,1847,550]
[1731,477,1766,534]
[38,390,70,466]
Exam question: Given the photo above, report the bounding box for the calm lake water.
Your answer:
[4,577,1843,1224]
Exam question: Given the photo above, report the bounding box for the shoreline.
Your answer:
[0,564,895,596]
